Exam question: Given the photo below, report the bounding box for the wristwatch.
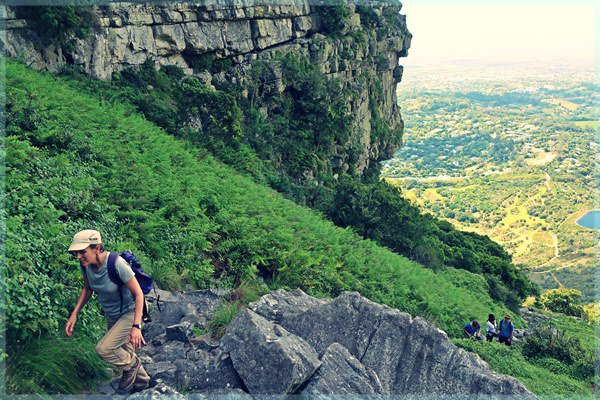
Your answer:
[132,323,141,329]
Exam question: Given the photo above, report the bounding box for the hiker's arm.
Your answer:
[464,327,471,337]
[125,277,146,349]
[66,280,92,337]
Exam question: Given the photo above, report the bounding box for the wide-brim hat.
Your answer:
[68,229,102,251]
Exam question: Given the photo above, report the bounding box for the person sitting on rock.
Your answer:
[486,314,498,342]
[498,314,514,346]
[464,320,482,340]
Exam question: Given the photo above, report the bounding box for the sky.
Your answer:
[399,0,598,67]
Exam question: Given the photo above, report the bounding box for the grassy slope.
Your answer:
[4,61,592,396]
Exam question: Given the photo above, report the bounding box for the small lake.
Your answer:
[576,210,600,230]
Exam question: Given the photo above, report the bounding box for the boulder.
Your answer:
[128,382,186,399]
[174,351,244,392]
[250,291,535,397]
[302,342,383,396]
[220,308,321,395]
[166,321,195,343]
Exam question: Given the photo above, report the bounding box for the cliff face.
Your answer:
[1,1,411,175]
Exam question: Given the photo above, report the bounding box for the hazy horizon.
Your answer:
[400,0,597,69]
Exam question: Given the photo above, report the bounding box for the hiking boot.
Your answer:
[117,357,141,394]
[132,365,151,393]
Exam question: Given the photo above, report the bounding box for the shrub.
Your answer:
[522,325,594,381]
[455,338,591,395]
[15,5,97,45]
[539,287,583,317]
[581,302,599,324]
[317,3,351,35]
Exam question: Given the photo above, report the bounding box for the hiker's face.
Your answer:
[74,246,94,266]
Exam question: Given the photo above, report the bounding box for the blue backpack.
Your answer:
[107,251,159,322]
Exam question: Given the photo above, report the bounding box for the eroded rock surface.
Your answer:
[111,289,534,398]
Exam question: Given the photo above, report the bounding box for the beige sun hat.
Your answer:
[68,229,102,251]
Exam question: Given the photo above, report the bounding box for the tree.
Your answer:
[582,302,599,325]
[538,287,583,317]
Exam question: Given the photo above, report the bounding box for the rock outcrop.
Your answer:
[105,288,535,398]
[1,1,411,175]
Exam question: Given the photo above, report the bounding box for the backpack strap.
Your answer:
[107,252,124,314]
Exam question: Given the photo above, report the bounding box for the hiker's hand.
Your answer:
[129,328,146,350]
[65,315,76,337]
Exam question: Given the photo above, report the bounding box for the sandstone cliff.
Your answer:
[103,289,536,397]
[1,1,411,175]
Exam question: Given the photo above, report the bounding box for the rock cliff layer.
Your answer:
[1,1,411,174]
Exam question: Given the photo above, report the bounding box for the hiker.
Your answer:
[486,313,498,342]
[464,319,482,340]
[65,230,150,394]
[498,314,514,346]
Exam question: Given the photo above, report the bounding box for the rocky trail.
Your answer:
[96,289,535,398]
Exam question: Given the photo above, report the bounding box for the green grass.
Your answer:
[454,339,593,397]
[207,302,241,339]
[6,336,110,395]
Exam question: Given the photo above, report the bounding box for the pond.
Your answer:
[576,210,600,230]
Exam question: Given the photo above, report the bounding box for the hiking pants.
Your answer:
[95,310,149,380]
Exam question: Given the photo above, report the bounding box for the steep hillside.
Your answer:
[5,59,506,342]
[1,2,535,308]
[5,61,595,398]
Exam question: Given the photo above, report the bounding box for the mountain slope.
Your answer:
[5,60,595,398]
[5,59,507,339]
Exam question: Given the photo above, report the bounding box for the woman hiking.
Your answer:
[65,229,150,394]
[486,314,498,342]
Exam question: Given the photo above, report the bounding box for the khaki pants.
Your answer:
[95,310,150,382]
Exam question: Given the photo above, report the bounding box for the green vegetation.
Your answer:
[455,339,592,397]
[15,5,97,49]
[522,325,594,383]
[382,66,598,301]
[538,287,584,317]
[582,302,599,324]
[316,1,351,35]
[56,53,535,310]
[207,302,240,339]
[6,60,522,393]
[6,336,110,395]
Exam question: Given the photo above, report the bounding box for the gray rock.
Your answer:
[150,340,201,363]
[174,351,244,392]
[250,291,535,397]
[220,308,321,395]
[166,321,195,342]
[144,361,177,383]
[128,382,186,399]
[302,342,382,396]
[182,21,225,53]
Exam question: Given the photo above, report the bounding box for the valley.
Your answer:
[382,62,598,301]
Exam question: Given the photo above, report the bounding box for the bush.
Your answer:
[455,338,591,395]
[316,3,350,35]
[522,325,594,381]
[15,5,97,45]
[582,302,599,324]
[539,287,583,317]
